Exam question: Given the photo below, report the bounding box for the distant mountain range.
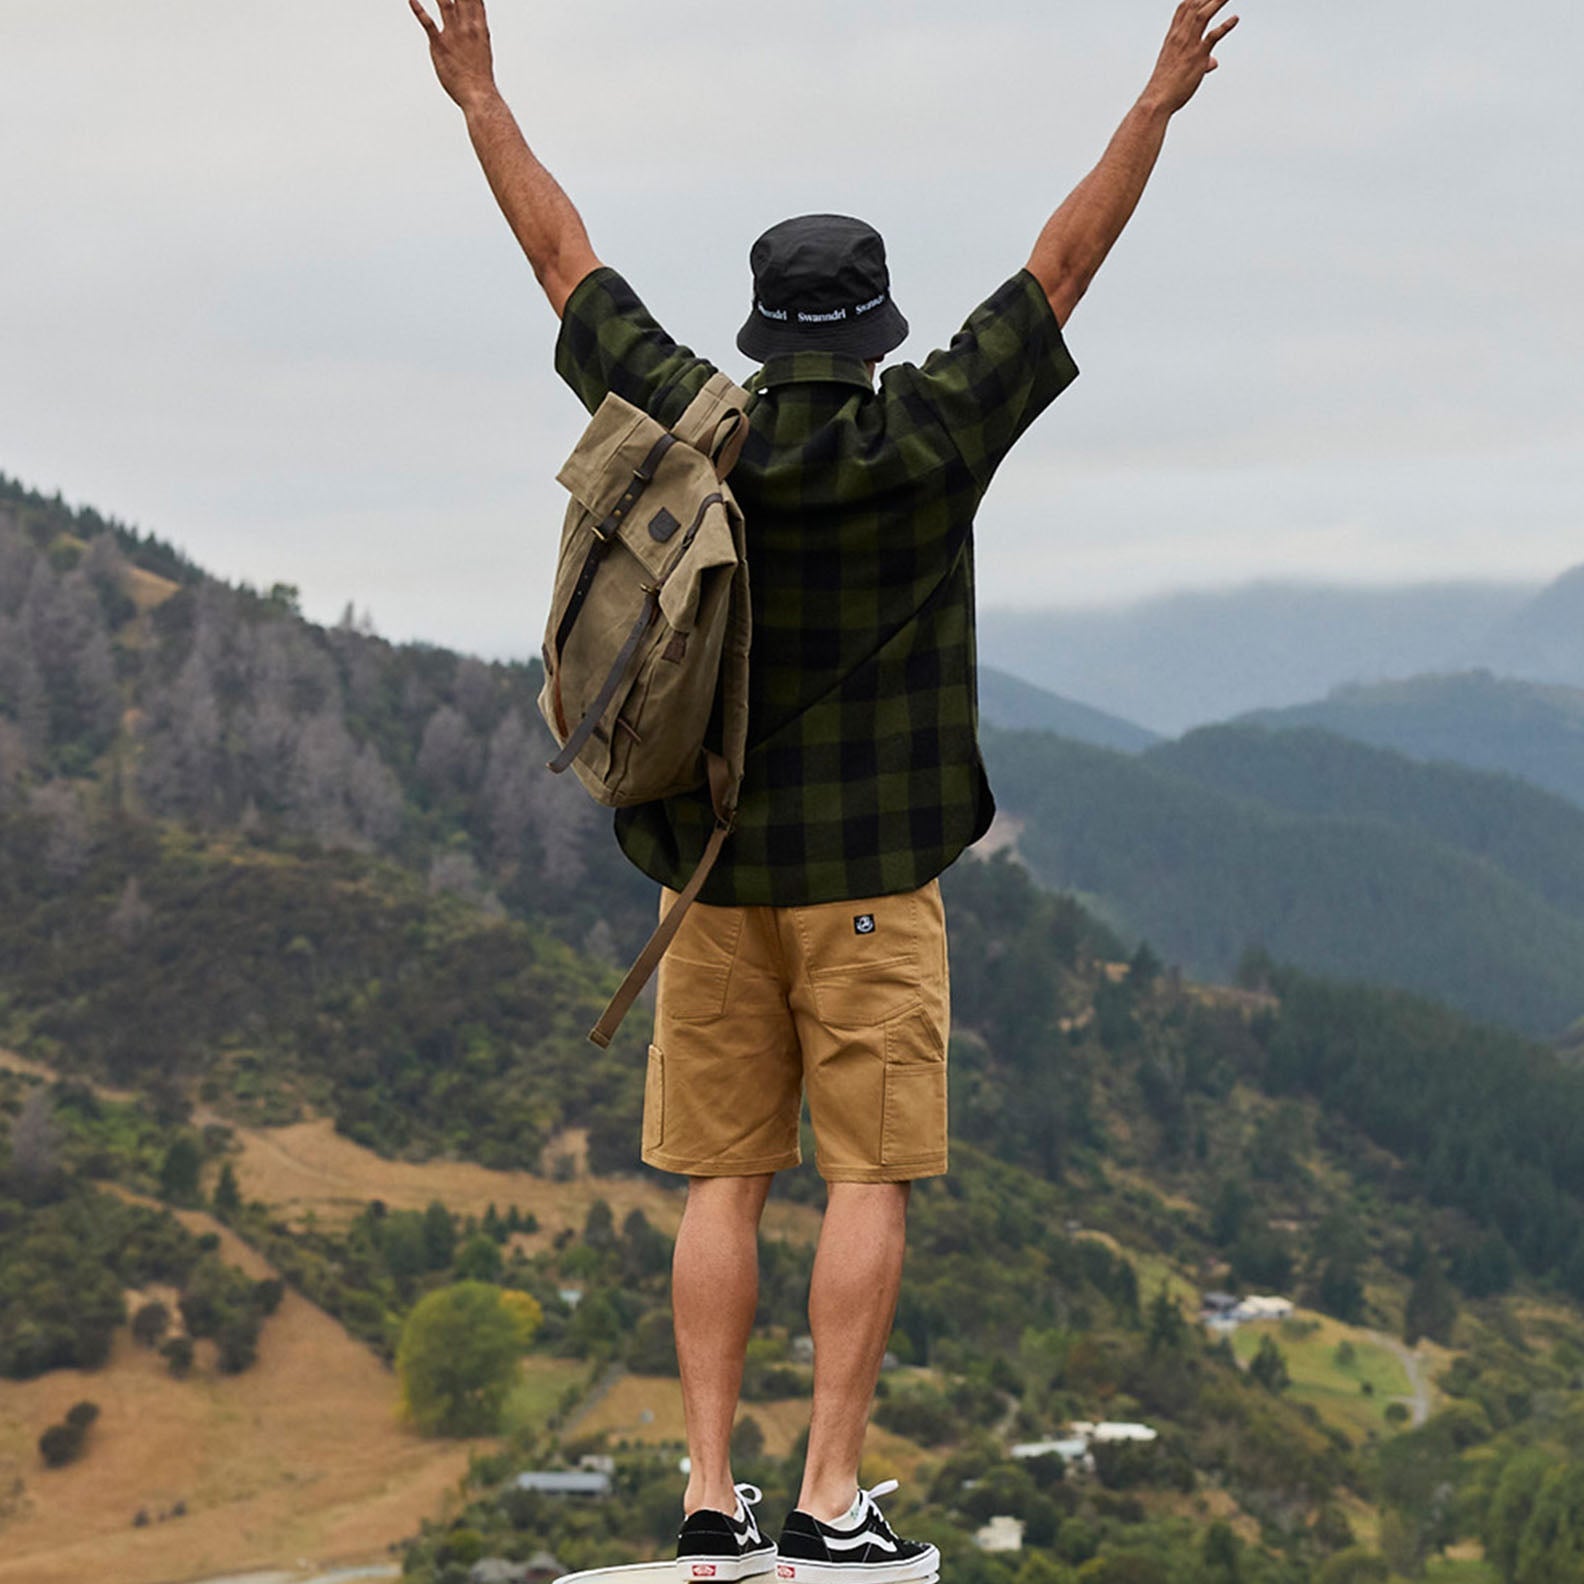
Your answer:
[1236,672,1584,810]
[981,722,1584,1038]
[977,666,1158,751]
[981,563,1584,733]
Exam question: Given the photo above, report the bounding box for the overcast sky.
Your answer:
[3,1,1579,659]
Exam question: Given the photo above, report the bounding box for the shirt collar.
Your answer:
[747,352,876,393]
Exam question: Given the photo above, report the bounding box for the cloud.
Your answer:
[1,0,1579,654]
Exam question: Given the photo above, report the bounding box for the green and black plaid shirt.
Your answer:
[554,265,1079,906]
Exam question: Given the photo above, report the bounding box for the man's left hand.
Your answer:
[409,0,498,113]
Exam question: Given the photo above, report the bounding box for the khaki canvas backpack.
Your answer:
[538,372,752,1047]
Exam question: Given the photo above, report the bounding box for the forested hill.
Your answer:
[1149,724,1584,924]
[0,471,662,964]
[15,472,1584,1580]
[983,725,1584,1037]
[1236,671,1584,809]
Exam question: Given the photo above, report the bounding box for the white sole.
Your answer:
[555,1565,684,1584]
[553,1564,774,1584]
[773,1551,941,1584]
[678,1554,777,1583]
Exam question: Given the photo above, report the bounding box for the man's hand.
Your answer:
[409,0,498,113]
[1026,0,1241,325]
[1143,0,1240,115]
[407,0,600,315]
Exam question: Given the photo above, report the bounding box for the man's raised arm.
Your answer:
[1027,0,1239,327]
[409,0,601,316]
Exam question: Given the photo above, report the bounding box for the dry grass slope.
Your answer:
[227,1118,822,1247]
[0,1052,820,1582]
[0,1204,482,1584]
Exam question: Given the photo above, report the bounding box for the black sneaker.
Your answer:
[774,1480,939,1584]
[676,1481,776,1582]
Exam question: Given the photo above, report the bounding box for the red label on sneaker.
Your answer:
[778,1569,796,1579]
[691,1568,717,1579]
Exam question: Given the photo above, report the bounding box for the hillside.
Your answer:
[14,472,1584,1581]
[0,1196,486,1584]
[1149,724,1584,924]
[978,666,1159,751]
[1236,671,1584,810]
[1473,560,1584,686]
[982,725,1584,1037]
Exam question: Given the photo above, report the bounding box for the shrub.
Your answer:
[253,1277,286,1316]
[216,1312,261,1373]
[162,1336,195,1377]
[65,1401,99,1430]
[38,1421,86,1468]
[872,1385,956,1445]
[131,1300,170,1347]
[627,1310,679,1375]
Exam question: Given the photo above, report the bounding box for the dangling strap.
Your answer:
[587,753,737,1048]
[546,590,661,774]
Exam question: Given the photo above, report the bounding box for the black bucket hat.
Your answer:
[736,213,910,363]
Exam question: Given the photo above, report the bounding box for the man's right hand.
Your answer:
[1143,0,1240,115]
[409,0,499,114]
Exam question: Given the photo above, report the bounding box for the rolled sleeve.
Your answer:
[903,269,1080,490]
[554,267,719,428]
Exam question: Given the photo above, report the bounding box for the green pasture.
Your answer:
[1230,1314,1414,1438]
[500,1356,587,1438]
[1424,1557,1498,1583]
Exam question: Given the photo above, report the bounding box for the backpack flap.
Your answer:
[656,497,738,633]
[555,395,695,590]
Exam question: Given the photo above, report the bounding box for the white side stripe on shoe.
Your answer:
[821,1530,899,1554]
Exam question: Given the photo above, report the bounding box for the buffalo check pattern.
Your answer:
[554,264,1079,906]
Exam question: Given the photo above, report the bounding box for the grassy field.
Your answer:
[567,1372,928,1484]
[500,1356,591,1441]
[1425,1556,1498,1583]
[226,1117,822,1248]
[1231,1313,1415,1438]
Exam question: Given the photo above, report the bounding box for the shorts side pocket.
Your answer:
[643,1044,665,1153]
[881,1061,948,1166]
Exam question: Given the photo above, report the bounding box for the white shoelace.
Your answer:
[846,1478,900,1527]
[734,1482,765,1524]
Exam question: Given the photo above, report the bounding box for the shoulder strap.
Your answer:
[673,372,752,478]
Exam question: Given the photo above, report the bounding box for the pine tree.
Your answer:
[1249,1334,1290,1393]
[1403,1252,1457,1346]
[212,1160,242,1218]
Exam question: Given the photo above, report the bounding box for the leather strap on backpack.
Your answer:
[587,752,738,1048]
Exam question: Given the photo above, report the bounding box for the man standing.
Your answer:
[410,3,1238,1578]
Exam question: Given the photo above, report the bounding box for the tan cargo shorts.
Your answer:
[644,879,950,1183]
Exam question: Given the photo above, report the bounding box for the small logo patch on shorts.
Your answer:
[854,913,876,935]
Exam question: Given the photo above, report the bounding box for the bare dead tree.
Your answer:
[452,654,497,729]
[8,1086,64,1201]
[28,779,93,881]
[108,875,154,946]
[416,704,481,797]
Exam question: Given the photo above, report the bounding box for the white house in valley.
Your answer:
[974,1515,1026,1553]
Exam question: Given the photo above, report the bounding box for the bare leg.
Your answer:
[798,1181,911,1520]
[674,1173,775,1515]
